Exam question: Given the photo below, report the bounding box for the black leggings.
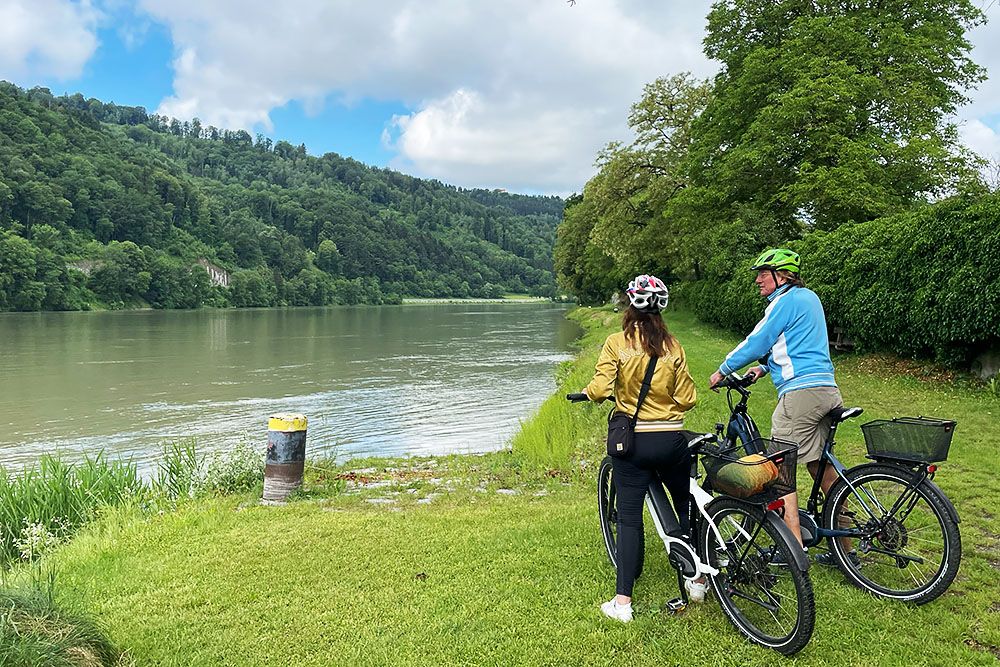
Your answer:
[610,430,691,597]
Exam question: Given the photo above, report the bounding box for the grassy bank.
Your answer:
[12,307,1000,665]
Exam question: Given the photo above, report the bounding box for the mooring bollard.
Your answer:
[263,413,307,502]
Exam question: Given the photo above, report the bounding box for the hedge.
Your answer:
[674,192,1000,368]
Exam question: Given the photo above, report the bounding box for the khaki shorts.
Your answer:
[771,386,843,464]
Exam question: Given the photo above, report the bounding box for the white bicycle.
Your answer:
[568,393,815,655]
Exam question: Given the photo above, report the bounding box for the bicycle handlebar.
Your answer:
[565,393,590,402]
[717,372,754,390]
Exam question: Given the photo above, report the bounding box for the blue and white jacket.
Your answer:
[718,285,837,398]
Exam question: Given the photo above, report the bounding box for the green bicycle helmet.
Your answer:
[750,248,800,274]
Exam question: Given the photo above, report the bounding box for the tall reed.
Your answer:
[154,437,201,500]
[0,453,145,564]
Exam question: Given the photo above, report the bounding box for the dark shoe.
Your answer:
[816,550,861,568]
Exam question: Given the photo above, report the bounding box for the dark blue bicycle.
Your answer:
[714,373,961,604]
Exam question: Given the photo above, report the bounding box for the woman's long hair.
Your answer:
[622,305,676,358]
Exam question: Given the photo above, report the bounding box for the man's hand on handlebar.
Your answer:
[709,370,725,392]
[710,368,765,392]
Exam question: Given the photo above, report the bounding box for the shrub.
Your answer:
[194,440,264,496]
[155,439,264,500]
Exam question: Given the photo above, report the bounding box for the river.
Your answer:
[0,303,579,474]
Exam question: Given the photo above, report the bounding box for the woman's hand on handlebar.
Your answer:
[746,366,767,383]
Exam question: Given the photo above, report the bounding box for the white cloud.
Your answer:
[955,8,1000,165]
[0,0,101,81]
[960,119,1000,163]
[137,0,716,193]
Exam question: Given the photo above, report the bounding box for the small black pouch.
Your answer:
[606,356,657,458]
[606,411,635,457]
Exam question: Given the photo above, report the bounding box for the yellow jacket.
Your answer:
[584,330,697,431]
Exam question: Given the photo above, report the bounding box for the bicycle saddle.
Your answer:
[828,406,864,424]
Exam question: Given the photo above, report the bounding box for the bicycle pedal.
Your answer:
[666,597,687,614]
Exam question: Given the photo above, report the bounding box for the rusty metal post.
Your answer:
[263,414,307,502]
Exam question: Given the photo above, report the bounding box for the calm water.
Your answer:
[0,303,579,473]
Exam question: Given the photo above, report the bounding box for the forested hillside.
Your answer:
[0,82,562,311]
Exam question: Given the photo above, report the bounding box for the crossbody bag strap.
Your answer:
[632,356,658,421]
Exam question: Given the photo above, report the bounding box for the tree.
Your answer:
[585,73,711,274]
[88,241,151,304]
[229,268,277,307]
[687,0,986,239]
[315,239,341,275]
[553,195,626,304]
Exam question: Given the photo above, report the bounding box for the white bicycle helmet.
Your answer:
[626,274,669,312]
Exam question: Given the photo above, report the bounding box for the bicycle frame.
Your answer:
[718,379,763,454]
[643,473,722,582]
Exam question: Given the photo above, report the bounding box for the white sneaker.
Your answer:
[600,599,633,623]
[684,578,708,603]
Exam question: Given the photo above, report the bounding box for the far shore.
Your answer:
[401,296,563,304]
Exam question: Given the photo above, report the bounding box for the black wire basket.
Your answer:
[860,416,957,463]
[702,438,798,503]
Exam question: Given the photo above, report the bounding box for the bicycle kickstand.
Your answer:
[666,569,688,615]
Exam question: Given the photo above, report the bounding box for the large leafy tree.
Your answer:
[554,195,624,304]
[686,0,985,243]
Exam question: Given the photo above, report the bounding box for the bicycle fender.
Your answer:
[765,511,810,572]
[923,478,960,524]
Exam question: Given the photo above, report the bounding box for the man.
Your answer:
[708,249,843,561]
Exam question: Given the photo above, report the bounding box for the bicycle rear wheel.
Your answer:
[700,497,815,655]
[823,464,960,604]
[597,456,643,576]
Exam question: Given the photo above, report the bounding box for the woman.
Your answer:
[583,274,700,622]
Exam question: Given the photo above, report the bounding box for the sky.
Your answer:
[1,0,998,195]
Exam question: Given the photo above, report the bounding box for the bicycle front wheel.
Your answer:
[823,464,961,604]
[700,497,815,655]
[598,457,618,568]
[597,456,643,576]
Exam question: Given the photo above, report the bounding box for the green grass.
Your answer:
[15,307,1000,665]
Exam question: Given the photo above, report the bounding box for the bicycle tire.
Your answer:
[597,456,643,576]
[700,497,815,655]
[823,464,961,604]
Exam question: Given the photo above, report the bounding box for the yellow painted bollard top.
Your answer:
[268,414,308,432]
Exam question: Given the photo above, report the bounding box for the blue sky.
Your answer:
[30,19,407,168]
[3,0,999,194]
